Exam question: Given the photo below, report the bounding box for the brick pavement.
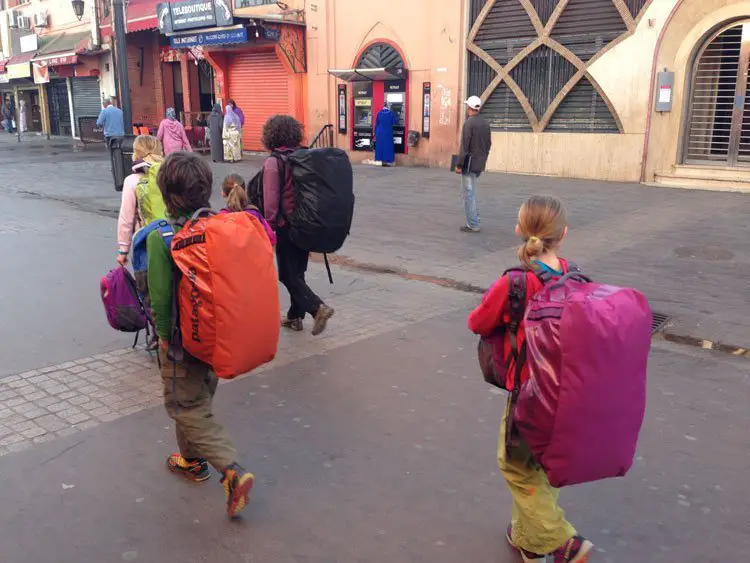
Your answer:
[0,271,477,457]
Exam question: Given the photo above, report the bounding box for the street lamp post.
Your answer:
[71,0,85,21]
[111,0,132,129]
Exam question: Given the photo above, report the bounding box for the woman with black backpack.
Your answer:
[260,115,334,336]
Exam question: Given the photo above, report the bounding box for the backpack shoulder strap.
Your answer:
[502,268,527,356]
[156,221,175,250]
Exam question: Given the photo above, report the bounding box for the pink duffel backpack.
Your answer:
[513,271,652,488]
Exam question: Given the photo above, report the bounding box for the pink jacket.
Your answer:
[117,173,143,253]
[157,119,192,154]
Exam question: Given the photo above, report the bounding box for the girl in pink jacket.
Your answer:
[116,135,164,265]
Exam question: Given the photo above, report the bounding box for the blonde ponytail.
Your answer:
[516,195,568,268]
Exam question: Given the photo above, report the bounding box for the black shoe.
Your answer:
[166,453,210,482]
[460,225,481,233]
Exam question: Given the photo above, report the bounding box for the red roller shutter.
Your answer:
[228,49,290,151]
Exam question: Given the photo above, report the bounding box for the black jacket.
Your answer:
[458,114,492,174]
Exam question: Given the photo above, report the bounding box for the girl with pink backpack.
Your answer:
[469,196,593,562]
[469,196,651,562]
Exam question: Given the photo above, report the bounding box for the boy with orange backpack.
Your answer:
[147,152,279,518]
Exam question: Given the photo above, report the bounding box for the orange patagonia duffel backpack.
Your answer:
[169,209,280,379]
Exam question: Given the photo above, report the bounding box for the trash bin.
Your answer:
[110,135,137,192]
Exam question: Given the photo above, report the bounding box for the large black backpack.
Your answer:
[276,148,354,254]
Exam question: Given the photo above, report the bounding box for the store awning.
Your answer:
[31,32,90,66]
[5,52,35,80]
[101,0,160,37]
[328,65,408,82]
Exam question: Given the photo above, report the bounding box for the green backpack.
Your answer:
[136,163,167,226]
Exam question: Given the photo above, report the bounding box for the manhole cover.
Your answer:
[652,312,670,334]
[673,246,734,261]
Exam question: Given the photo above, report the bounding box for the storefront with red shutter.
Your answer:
[157,0,306,152]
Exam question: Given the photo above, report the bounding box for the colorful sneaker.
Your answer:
[311,305,335,336]
[221,463,255,518]
[166,453,210,482]
[549,536,594,562]
[506,525,545,561]
[281,317,304,332]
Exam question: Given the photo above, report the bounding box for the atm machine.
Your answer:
[384,80,407,154]
[352,82,374,151]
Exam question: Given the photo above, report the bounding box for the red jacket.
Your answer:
[468,259,570,389]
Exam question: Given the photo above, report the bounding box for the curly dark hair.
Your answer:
[157,151,212,218]
[261,115,304,151]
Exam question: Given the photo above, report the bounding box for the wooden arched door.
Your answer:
[684,22,750,166]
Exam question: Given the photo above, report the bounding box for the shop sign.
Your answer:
[353,82,372,98]
[170,27,247,48]
[37,54,79,67]
[422,82,431,139]
[337,83,347,134]
[263,26,280,42]
[0,73,8,84]
[20,34,38,54]
[157,0,233,33]
[33,63,50,84]
[386,80,406,93]
[7,62,31,80]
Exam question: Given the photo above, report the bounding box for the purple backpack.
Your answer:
[100,267,154,347]
[513,272,652,488]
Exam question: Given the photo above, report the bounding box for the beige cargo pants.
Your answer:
[498,399,576,555]
[159,349,237,471]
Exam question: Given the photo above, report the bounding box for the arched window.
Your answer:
[684,22,750,166]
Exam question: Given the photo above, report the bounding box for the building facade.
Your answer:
[0,0,105,138]
[306,0,467,166]
[464,0,750,188]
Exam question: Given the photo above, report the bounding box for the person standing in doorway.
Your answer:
[97,96,125,147]
[456,95,491,233]
[2,96,15,134]
[208,103,224,163]
[18,99,27,133]
[374,102,397,166]
[157,108,192,155]
[261,115,335,335]
[222,104,242,163]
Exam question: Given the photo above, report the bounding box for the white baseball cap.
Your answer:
[465,96,482,110]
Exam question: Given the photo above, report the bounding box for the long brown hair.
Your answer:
[222,173,248,212]
[517,195,568,268]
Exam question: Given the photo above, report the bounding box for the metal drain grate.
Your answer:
[652,312,670,335]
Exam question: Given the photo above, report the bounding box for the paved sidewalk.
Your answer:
[0,270,477,456]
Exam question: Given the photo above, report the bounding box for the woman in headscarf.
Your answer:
[223,104,242,163]
[208,103,224,163]
[156,107,192,155]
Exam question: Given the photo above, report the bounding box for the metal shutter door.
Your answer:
[228,50,290,151]
[72,77,102,119]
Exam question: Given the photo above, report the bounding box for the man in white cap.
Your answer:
[456,95,491,233]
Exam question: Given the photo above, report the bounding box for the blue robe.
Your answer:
[374,107,396,163]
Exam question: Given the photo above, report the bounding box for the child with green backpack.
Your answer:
[116,135,167,266]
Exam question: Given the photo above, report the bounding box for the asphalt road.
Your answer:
[0,312,747,563]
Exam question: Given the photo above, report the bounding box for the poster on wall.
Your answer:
[422,82,431,139]
[338,84,347,134]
